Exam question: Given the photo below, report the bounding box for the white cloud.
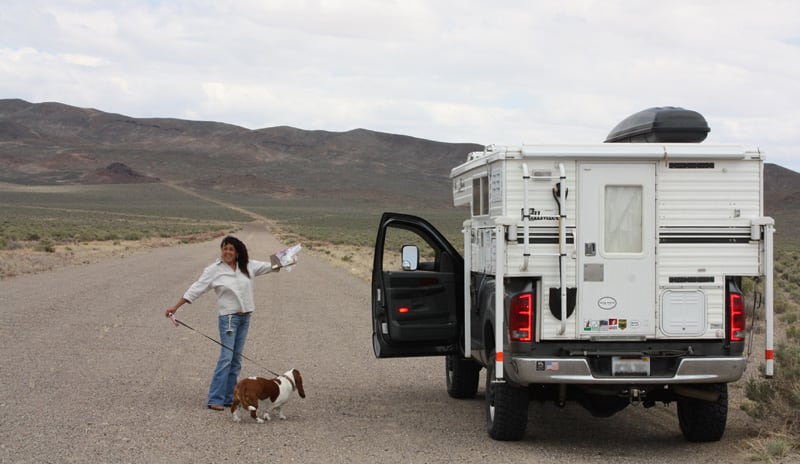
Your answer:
[61,53,106,67]
[1,0,799,171]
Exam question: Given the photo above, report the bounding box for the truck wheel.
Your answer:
[446,354,480,399]
[485,352,528,441]
[677,383,728,442]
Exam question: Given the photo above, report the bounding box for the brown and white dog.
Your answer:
[231,369,305,423]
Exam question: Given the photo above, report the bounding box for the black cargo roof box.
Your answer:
[605,106,710,143]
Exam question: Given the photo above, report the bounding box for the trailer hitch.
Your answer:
[628,387,642,405]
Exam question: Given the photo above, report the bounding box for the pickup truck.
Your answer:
[371,107,775,442]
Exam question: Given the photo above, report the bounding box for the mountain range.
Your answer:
[0,99,482,207]
[1,98,798,216]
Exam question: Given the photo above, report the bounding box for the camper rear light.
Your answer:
[510,293,534,342]
[729,292,746,342]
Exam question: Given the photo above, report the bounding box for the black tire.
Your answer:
[677,383,728,442]
[446,354,481,399]
[485,353,529,441]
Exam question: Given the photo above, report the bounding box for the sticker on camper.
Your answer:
[598,297,617,310]
[583,320,601,331]
[583,319,630,331]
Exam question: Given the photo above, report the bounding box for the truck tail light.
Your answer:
[510,292,534,342]
[729,292,745,342]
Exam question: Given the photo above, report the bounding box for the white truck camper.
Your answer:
[371,107,775,442]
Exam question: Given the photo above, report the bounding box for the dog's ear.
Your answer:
[293,369,306,398]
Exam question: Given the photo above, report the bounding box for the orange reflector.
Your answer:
[496,352,504,362]
[398,307,409,314]
[766,349,775,360]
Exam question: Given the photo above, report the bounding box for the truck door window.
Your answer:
[382,227,438,272]
[604,185,643,253]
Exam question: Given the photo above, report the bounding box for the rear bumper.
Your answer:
[505,355,747,385]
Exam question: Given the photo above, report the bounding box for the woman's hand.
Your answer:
[165,298,187,318]
[165,306,178,318]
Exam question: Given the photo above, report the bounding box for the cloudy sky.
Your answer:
[2,1,799,171]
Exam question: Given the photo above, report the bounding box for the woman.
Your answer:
[165,235,280,410]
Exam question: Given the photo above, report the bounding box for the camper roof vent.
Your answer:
[605,106,710,144]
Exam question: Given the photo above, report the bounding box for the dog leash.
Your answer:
[168,314,280,377]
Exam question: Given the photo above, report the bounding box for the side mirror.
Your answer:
[401,245,419,271]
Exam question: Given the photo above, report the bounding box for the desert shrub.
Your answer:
[35,239,55,253]
[0,203,235,249]
[745,342,800,435]
[0,184,251,249]
[741,277,756,294]
[787,325,800,342]
[5,241,24,250]
[782,312,799,325]
[745,434,795,463]
[743,252,800,457]
[774,295,792,315]
[749,376,775,399]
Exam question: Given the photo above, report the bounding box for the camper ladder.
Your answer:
[520,163,568,335]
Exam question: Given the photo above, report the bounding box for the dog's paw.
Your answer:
[256,417,265,424]
[232,413,241,423]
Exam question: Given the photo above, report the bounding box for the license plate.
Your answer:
[612,356,651,376]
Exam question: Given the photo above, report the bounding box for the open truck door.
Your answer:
[372,212,463,358]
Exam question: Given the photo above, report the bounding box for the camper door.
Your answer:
[578,163,656,338]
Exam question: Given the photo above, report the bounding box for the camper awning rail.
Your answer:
[451,144,762,178]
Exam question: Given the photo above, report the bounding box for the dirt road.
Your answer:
[0,223,759,463]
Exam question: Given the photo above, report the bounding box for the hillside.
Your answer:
[0,99,481,206]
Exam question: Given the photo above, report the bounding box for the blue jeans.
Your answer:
[207,313,250,406]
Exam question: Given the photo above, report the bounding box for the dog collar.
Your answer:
[279,374,296,391]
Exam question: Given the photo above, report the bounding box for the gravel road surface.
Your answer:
[1,223,759,463]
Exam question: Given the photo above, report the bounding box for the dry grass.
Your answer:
[0,226,373,282]
[0,232,227,279]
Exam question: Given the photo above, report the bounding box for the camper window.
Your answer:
[472,176,489,216]
[604,185,643,253]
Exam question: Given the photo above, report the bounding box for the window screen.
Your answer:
[604,185,643,253]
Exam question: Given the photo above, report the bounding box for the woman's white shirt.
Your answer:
[182,259,274,316]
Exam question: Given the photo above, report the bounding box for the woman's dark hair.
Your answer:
[221,235,250,278]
